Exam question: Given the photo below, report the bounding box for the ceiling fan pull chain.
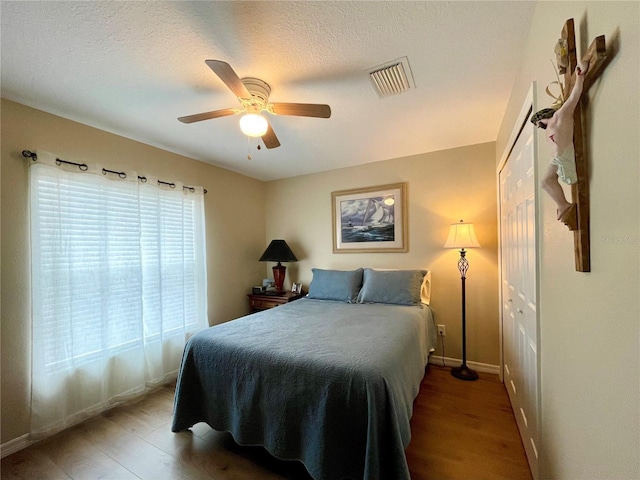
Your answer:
[247,136,252,160]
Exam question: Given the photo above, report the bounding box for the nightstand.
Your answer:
[247,291,305,313]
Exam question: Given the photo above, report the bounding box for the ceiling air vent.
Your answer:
[368,57,415,98]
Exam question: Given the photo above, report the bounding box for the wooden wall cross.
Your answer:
[557,18,608,272]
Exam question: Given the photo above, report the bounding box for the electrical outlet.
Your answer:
[437,324,446,336]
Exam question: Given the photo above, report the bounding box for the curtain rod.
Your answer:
[22,150,207,194]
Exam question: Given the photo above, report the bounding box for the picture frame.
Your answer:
[291,282,303,294]
[331,182,407,253]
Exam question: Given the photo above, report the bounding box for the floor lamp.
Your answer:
[444,220,481,381]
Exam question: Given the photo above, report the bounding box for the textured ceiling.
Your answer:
[1,1,536,181]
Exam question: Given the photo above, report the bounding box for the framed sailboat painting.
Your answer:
[332,183,407,253]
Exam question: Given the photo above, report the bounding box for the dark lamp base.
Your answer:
[451,365,479,381]
[272,263,286,293]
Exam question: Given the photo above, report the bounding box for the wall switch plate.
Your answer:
[437,324,446,336]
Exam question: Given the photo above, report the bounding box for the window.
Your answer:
[29,156,207,437]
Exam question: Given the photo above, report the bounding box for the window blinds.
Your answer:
[29,160,207,437]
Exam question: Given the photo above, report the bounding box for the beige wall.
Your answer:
[496,2,639,478]
[265,142,499,367]
[0,99,267,444]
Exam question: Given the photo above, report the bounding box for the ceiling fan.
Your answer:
[178,60,331,149]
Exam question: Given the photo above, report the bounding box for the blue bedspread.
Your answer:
[172,298,436,480]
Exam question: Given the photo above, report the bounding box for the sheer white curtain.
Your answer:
[29,153,207,438]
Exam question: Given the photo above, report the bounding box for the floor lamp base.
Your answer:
[451,365,479,381]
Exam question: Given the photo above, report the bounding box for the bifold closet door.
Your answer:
[499,120,539,478]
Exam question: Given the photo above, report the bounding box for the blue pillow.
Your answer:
[356,268,427,306]
[308,268,363,303]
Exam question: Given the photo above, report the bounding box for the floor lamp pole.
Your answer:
[451,248,478,381]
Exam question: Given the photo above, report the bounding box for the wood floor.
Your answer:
[2,365,532,480]
[405,366,532,480]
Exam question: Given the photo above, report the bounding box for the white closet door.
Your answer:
[499,109,539,478]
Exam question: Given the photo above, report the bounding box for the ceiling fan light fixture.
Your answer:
[179,60,330,149]
[239,113,268,137]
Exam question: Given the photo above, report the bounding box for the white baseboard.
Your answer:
[1,433,32,458]
[429,355,501,376]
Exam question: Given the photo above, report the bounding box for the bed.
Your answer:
[172,268,436,480]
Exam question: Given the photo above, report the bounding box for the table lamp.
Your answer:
[259,239,298,293]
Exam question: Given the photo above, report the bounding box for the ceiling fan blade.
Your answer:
[205,60,252,100]
[178,108,240,124]
[262,122,281,149]
[269,102,331,118]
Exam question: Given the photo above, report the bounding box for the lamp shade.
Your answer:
[239,113,268,137]
[444,220,481,249]
[259,239,298,263]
